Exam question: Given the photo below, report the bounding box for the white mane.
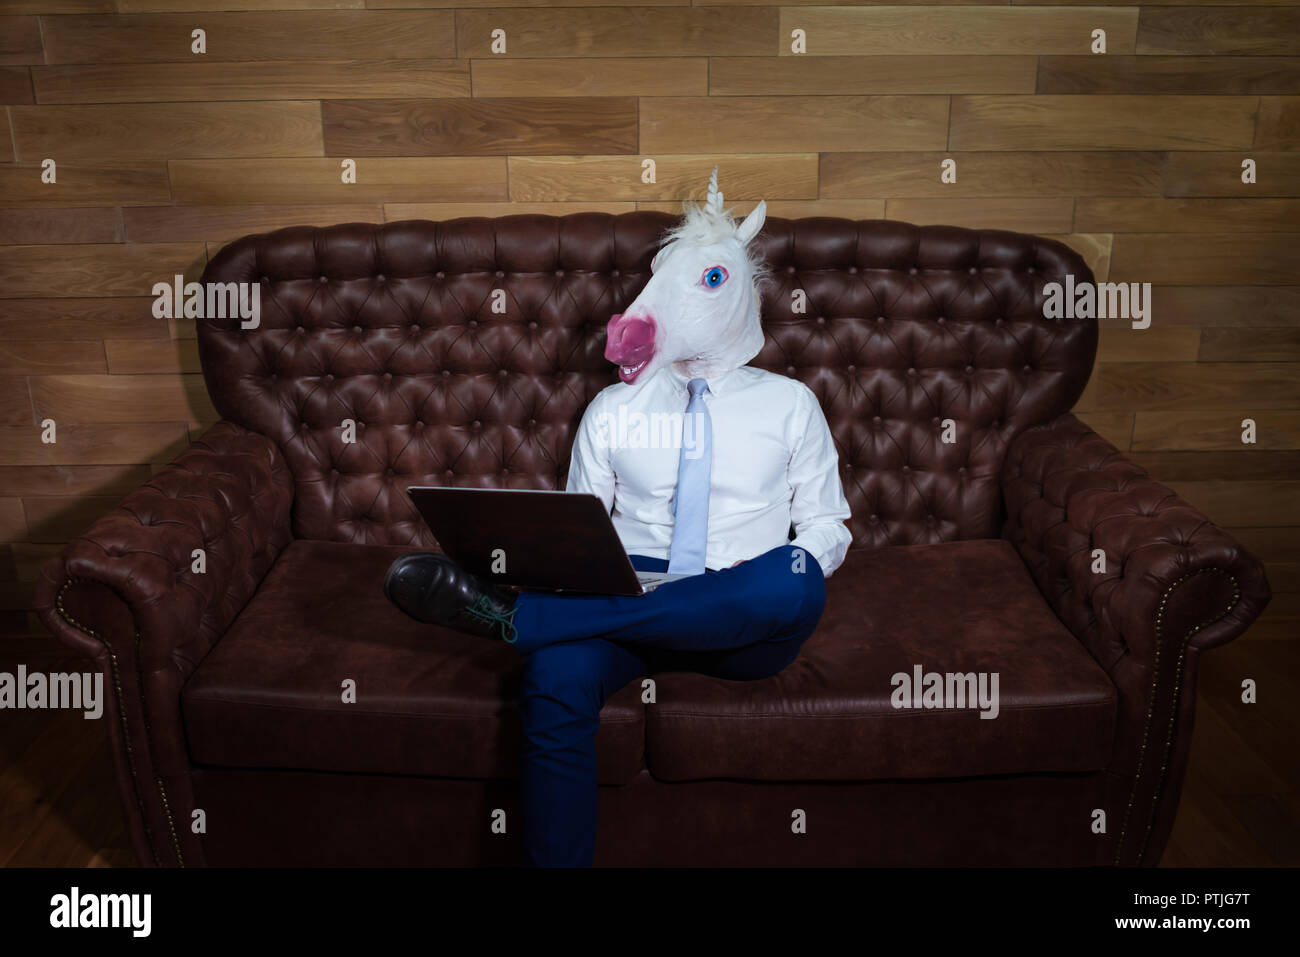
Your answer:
[657,175,773,295]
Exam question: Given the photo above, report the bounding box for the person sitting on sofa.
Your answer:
[383,169,853,867]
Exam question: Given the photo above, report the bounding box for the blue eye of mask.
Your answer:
[702,266,727,288]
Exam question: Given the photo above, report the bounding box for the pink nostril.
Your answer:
[605,313,656,365]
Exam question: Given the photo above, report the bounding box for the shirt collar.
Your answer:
[666,363,739,396]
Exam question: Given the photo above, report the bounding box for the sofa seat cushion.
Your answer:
[181,540,646,785]
[645,539,1117,782]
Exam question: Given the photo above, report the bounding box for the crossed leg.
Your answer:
[515,544,826,866]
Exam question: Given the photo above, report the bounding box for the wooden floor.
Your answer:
[1,631,1294,868]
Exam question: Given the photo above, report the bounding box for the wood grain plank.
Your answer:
[1096,327,1201,363]
[0,342,106,375]
[883,198,1072,233]
[29,374,217,424]
[0,208,122,244]
[0,377,33,427]
[1041,233,1111,281]
[1076,198,1300,233]
[711,55,1034,96]
[508,154,818,202]
[822,151,1165,198]
[1129,452,1300,482]
[122,0,364,9]
[0,18,43,67]
[33,59,469,102]
[636,199,888,220]
[1163,151,1300,198]
[323,97,636,156]
[1257,97,1300,150]
[104,338,200,374]
[8,542,65,581]
[471,57,706,97]
[123,204,384,241]
[1074,411,1134,450]
[1228,527,1300,563]
[1199,329,1300,362]
[950,95,1257,150]
[23,495,126,542]
[0,465,153,498]
[642,96,948,153]
[455,7,775,57]
[0,499,27,543]
[1132,412,1300,451]
[167,157,507,204]
[1,1,112,11]
[0,298,163,340]
[42,12,455,63]
[10,102,323,162]
[777,7,1137,56]
[0,67,33,105]
[1038,56,1300,95]
[1149,286,1300,327]
[1111,234,1300,285]
[0,108,12,164]
[0,243,205,298]
[1170,481,1300,527]
[0,422,190,465]
[0,164,172,208]
[1077,363,1300,412]
[386,202,636,219]
[1138,8,1300,56]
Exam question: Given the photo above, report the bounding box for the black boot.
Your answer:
[383,552,520,642]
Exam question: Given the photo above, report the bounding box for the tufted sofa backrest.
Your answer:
[198,213,1096,548]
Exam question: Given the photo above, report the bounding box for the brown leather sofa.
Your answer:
[36,213,1271,867]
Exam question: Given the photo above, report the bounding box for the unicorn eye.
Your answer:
[701,266,729,289]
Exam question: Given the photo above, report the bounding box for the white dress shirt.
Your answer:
[567,364,853,577]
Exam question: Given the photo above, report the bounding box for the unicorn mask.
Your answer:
[605,168,769,385]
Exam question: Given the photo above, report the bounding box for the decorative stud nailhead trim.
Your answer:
[1113,567,1240,865]
[55,577,185,868]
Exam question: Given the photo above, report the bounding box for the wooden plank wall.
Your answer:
[0,1,1297,647]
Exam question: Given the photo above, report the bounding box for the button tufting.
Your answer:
[296,325,305,334]
[611,269,620,278]
[787,365,796,374]
[495,270,504,278]
[383,372,392,381]
[376,274,385,282]
[324,374,333,382]
[415,420,424,428]
[969,267,977,275]
[555,270,564,277]
[472,420,482,429]
[352,325,362,334]
[847,364,856,373]
[902,465,911,472]
[468,320,478,328]
[436,271,445,279]
[873,415,882,424]
[877,316,885,323]
[442,370,450,377]
[936,316,945,324]
[816,317,826,325]
[444,469,453,478]
[410,323,419,333]
[528,321,537,330]
[907,367,917,376]
[964,365,974,374]
[319,276,327,283]
[498,369,508,378]
[528,418,537,427]
[909,267,918,275]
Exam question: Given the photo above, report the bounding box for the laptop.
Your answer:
[406,487,689,596]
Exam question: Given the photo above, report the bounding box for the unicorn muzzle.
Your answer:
[604,313,658,383]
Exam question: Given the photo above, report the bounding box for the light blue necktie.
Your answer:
[667,378,712,575]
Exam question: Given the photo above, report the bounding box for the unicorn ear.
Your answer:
[736,200,767,246]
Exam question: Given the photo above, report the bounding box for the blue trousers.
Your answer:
[509,543,827,867]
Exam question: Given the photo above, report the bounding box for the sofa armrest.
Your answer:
[34,420,294,866]
[1001,413,1271,865]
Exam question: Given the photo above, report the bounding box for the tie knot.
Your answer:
[687,378,709,397]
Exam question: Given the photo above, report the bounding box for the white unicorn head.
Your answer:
[605,167,769,385]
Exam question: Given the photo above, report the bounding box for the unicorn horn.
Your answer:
[707,166,723,213]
